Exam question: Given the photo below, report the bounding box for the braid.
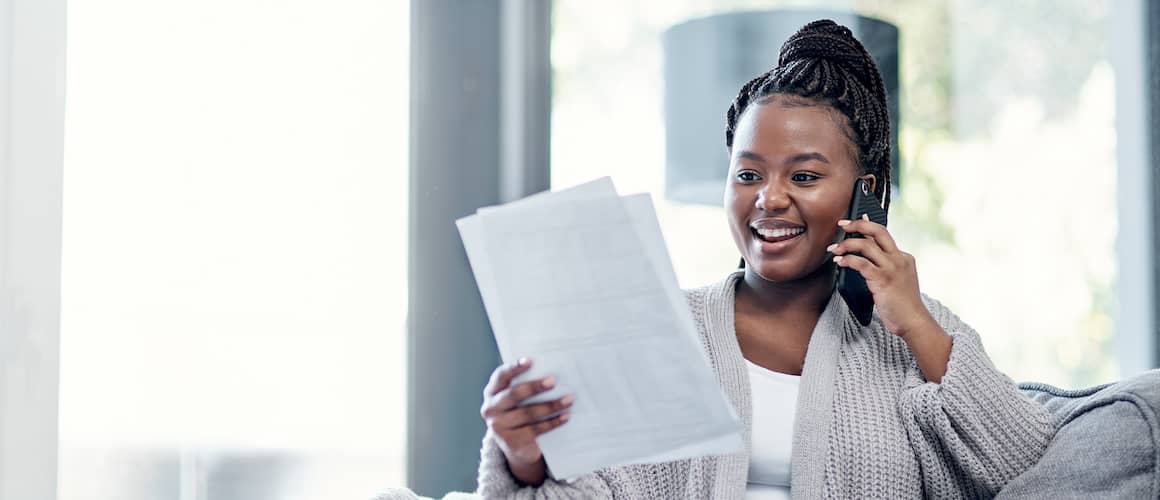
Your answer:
[724,19,892,211]
[725,72,772,151]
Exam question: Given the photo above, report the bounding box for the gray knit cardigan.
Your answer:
[477,270,1056,499]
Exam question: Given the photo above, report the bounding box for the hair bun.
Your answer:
[725,18,893,212]
[776,19,866,73]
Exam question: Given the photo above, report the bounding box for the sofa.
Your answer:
[995,369,1159,499]
[376,369,1160,500]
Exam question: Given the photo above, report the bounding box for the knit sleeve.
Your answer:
[897,296,1056,499]
[476,430,615,499]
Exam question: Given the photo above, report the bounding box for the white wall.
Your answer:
[0,0,67,498]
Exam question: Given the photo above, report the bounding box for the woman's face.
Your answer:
[725,96,875,283]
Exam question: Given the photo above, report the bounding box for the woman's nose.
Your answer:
[755,183,791,212]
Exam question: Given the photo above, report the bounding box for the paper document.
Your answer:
[456,178,743,479]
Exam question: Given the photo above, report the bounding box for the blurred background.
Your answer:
[1,0,1157,498]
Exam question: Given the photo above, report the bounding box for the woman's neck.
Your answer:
[737,263,835,319]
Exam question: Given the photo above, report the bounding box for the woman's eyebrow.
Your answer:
[737,150,767,164]
[785,152,829,165]
[737,150,830,165]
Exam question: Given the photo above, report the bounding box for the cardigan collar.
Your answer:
[712,270,860,497]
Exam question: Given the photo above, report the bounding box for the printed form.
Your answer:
[457,178,743,479]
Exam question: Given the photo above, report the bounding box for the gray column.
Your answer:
[407,0,550,496]
[1148,0,1160,371]
[1112,0,1158,377]
[500,0,552,203]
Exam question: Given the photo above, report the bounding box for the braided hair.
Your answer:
[725,19,892,211]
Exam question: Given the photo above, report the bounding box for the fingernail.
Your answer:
[826,244,837,252]
[862,213,870,221]
[517,357,530,366]
[833,256,843,263]
[561,394,575,405]
[838,219,850,226]
[542,376,556,388]
[560,412,571,422]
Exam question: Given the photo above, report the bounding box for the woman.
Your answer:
[475,19,1055,499]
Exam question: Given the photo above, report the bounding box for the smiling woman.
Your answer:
[477,18,1056,499]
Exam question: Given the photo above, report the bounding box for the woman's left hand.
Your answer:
[826,215,937,339]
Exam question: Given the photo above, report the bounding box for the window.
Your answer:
[59,1,408,498]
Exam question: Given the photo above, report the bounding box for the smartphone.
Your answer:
[835,178,888,326]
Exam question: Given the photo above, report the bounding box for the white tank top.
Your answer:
[744,359,800,500]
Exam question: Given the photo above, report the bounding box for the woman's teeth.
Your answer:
[754,227,804,239]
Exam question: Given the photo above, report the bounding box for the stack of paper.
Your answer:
[456,177,743,480]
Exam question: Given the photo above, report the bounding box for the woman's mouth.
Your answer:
[751,226,805,251]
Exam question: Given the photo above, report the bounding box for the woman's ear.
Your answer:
[859,174,877,194]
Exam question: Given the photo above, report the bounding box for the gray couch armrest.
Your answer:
[996,370,1160,499]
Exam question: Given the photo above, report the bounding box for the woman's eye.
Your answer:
[791,172,819,182]
[737,171,760,182]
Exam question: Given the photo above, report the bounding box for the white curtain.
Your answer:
[0,0,67,498]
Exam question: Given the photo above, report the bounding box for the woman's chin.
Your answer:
[749,262,804,283]
[749,257,831,283]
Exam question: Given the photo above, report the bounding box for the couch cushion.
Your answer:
[995,370,1160,499]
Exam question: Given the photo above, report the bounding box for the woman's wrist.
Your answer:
[508,455,548,487]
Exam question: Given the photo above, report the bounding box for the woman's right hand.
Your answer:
[481,357,575,486]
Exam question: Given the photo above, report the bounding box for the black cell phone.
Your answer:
[835,178,888,326]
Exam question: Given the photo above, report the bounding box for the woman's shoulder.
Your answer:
[680,269,744,296]
[681,270,744,311]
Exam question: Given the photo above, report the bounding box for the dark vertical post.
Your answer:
[1113,0,1157,376]
[407,0,551,496]
[1147,0,1160,370]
